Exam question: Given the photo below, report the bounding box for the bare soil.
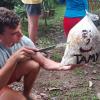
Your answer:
[32,47,100,100]
[10,21,100,100]
[32,22,100,100]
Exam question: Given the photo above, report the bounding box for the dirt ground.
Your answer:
[32,21,100,99]
[10,19,100,100]
[34,63,100,100]
[10,51,100,100]
[31,47,100,100]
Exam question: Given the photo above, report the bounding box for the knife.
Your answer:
[37,45,56,52]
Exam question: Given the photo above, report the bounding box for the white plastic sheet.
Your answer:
[86,10,99,21]
[60,15,100,66]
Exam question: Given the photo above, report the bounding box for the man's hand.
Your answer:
[58,65,71,71]
[11,47,38,62]
[59,64,86,71]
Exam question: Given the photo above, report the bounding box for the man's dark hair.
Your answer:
[0,7,20,34]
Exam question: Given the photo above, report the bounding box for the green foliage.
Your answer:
[21,21,28,36]
[66,88,97,100]
[0,0,22,9]
[74,67,85,77]
[39,5,65,31]
[51,53,62,62]
[37,36,55,48]
[0,0,15,9]
[88,0,100,12]
[49,89,61,97]
[42,0,56,19]
[42,0,55,10]
[14,5,26,21]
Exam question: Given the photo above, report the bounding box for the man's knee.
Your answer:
[28,60,40,71]
[12,60,40,81]
[20,60,40,69]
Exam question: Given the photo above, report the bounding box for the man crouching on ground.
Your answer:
[0,7,72,100]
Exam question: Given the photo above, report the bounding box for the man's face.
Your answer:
[0,24,23,47]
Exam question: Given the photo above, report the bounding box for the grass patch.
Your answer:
[48,86,98,100]
[21,21,28,36]
[37,36,55,48]
[39,5,65,25]
[74,67,85,77]
[39,5,65,37]
[50,52,62,62]
[21,5,66,48]
[65,88,97,100]
[49,89,61,97]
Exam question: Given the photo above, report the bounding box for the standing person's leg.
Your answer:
[25,4,41,43]
[28,15,39,42]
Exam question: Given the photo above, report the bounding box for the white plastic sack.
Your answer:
[86,10,99,21]
[60,15,100,66]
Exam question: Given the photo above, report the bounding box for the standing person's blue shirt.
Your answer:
[59,0,89,37]
[59,0,89,17]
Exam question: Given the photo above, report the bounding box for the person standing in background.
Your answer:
[59,0,89,37]
[21,0,42,43]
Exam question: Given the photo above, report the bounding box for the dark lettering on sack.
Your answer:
[73,52,99,64]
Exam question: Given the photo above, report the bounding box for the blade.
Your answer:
[37,45,56,52]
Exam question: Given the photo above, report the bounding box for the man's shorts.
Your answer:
[25,4,41,16]
[63,17,82,37]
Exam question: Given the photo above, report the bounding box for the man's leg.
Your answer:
[8,60,40,98]
[23,60,40,97]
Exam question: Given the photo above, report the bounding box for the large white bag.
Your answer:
[60,15,100,66]
[85,10,99,21]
